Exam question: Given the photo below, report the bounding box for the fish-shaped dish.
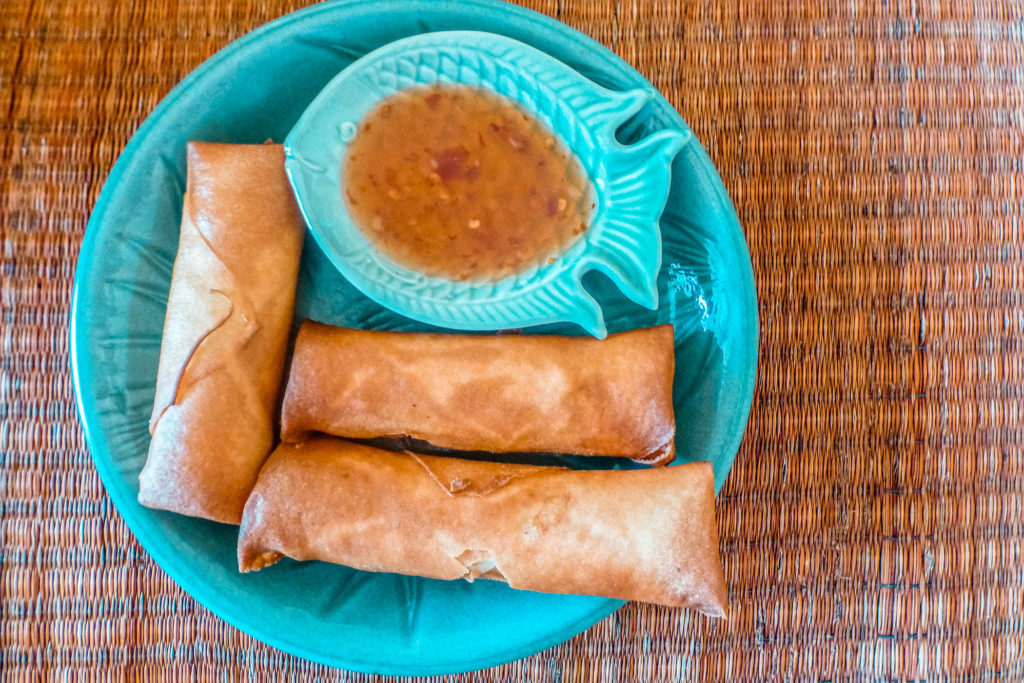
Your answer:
[286,31,688,337]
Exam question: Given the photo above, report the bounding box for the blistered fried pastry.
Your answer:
[139,142,305,524]
[280,322,676,465]
[238,437,727,616]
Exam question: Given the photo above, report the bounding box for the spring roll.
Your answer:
[281,323,677,465]
[238,437,727,616]
[138,142,305,524]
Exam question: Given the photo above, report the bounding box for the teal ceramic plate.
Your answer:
[286,31,687,338]
[71,0,758,675]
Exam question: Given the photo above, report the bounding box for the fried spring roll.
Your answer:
[281,323,677,465]
[138,142,305,524]
[238,437,727,616]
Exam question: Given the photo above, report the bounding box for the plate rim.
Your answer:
[70,0,759,674]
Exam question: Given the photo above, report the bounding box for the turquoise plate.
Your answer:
[71,0,758,675]
[286,31,688,338]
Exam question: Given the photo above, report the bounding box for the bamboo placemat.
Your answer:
[3,0,1023,680]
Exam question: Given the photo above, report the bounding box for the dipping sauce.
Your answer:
[343,84,592,281]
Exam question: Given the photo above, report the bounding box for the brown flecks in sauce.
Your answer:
[343,84,592,281]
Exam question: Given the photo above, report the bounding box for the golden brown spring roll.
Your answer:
[281,323,676,465]
[238,437,727,616]
[138,142,305,524]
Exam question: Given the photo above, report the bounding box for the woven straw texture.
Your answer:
[3,0,1023,680]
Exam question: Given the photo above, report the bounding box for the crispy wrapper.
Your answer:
[138,142,304,524]
[238,437,728,616]
[280,323,677,465]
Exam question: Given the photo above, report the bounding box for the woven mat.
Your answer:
[3,0,1024,680]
